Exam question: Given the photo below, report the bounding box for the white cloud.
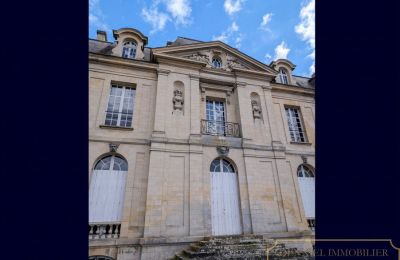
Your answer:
[260,13,273,30]
[142,7,170,34]
[89,0,109,31]
[265,53,272,62]
[230,21,239,32]
[165,0,192,25]
[141,0,193,33]
[295,0,315,75]
[212,22,240,44]
[235,34,243,48]
[274,41,290,60]
[213,34,228,42]
[224,0,244,16]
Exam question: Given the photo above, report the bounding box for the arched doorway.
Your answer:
[297,164,315,219]
[210,158,242,236]
[89,155,128,222]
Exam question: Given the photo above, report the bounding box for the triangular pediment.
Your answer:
[152,41,277,75]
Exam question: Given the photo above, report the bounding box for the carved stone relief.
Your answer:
[172,89,184,111]
[226,55,246,70]
[251,100,262,119]
[184,52,210,65]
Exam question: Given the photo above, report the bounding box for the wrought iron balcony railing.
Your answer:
[201,120,240,138]
[89,222,121,239]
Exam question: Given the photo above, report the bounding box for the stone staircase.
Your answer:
[171,235,314,259]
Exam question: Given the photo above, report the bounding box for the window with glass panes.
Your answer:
[105,84,135,127]
[285,107,306,142]
[212,57,222,68]
[122,41,137,59]
[206,100,225,135]
[279,68,289,84]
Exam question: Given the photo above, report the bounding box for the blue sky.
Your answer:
[89,0,315,76]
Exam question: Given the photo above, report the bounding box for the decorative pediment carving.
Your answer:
[183,52,210,65]
[226,55,246,70]
[152,41,279,76]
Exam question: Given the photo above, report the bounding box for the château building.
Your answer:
[89,27,315,260]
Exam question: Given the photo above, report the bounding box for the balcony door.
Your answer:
[89,155,128,223]
[206,100,226,135]
[210,158,242,236]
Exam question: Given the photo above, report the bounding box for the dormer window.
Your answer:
[278,68,289,84]
[122,41,137,59]
[212,57,222,68]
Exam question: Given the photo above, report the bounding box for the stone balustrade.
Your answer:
[89,222,121,239]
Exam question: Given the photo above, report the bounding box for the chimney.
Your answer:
[96,30,107,42]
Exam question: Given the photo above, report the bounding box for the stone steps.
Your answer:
[172,234,314,259]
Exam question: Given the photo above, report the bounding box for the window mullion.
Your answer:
[117,87,125,125]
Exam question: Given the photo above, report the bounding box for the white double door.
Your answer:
[298,177,315,218]
[89,169,127,222]
[210,170,242,236]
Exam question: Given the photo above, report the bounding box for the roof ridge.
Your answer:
[177,36,203,42]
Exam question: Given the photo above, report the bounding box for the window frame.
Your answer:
[284,106,308,143]
[206,99,227,136]
[211,56,222,68]
[103,83,136,129]
[278,68,289,84]
[122,40,137,59]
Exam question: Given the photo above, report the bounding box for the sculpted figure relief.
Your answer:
[227,56,246,69]
[173,89,184,111]
[184,52,210,65]
[251,100,262,119]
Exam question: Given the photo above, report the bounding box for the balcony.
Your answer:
[201,120,240,138]
[89,222,121,239]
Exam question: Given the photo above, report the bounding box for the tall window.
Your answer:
[89,155,128,223]
[278,68,289,84]
[297,164,315,226]
[212,57,222,68]
[122,41,137,59]
[206,100,226,135]
[285,107,306,142]
[105,84,135,128]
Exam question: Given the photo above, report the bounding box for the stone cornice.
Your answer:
[157,68,170,76]
[271,83,315,96]
[89,52,158,71]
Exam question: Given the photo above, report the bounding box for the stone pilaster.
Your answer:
[152,69,170,140]
[143,143,166,237]
[189,145,204,235]
[262,84,284,148]
[189,74,201,142]
[235,82,252,142]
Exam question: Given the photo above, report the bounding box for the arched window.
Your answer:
[297,164,315,222]
[89,155,128,223]
[122,41,137,59]
[94,155,128,171]
[297,164,314,177]
[212,57,222,68]
[89,256,114,260]
[210,158,235,173]
[278,68,289,84]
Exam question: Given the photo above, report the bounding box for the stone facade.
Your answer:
[89,28,315,260]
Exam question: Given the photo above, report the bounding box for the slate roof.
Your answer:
[89,37,314,89]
